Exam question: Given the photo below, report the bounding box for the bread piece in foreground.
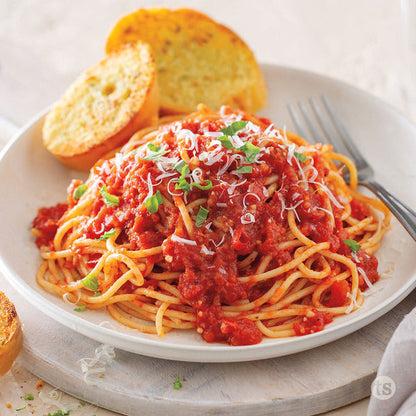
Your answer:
[0,291,23,375]
[105,8,267,115]
[43,40,159,171]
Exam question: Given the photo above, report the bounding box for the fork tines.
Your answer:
[288,96,346,154]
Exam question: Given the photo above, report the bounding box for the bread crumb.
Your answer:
[35,379,44,390]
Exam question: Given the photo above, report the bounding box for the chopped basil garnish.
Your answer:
[23,394,34,401]
[220,120,248,136]
[189,180,213,191]
[294,151,307,163]
[100,185,120,207]
[93,291,101,297]
[195,206,209,227]
[235,165,253,174]
[175,165,191,194]
[74,305,87,312]
[146,190,164,214]
[173,376,182,390]
[148,143,160,151]
[343,239,361,254]
[142,143,169,160]
[218,135,234,149]
[172,160,189,174]
[217,121,261,163]
[73,184,87,201]
[81,273,99,291]
[46,411,70,416]
[98,228,116,241]
[239,141,260,163]
[174,164,212,194]
[16,406,26,411]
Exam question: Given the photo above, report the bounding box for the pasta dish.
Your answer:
[32,105,390,346]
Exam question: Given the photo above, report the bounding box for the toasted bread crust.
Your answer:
[0,292,23,375]
[43,41,159,171]
[105,8,267,115]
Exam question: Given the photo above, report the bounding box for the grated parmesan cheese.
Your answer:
[171,234,197,246]
[79,344,115,386]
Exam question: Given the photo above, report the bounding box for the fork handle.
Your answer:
[360,180,416,242]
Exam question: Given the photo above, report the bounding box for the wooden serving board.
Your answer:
[3,276,415,416]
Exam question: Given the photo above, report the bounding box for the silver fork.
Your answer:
[288,95,416,242]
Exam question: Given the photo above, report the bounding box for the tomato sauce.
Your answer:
[33,109,381,344]
[32,203,67,248]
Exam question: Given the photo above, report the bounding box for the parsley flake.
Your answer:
[235,165,253,174]
[23,394,34,400]
[98,228,116,241]
[173,376,182,390]
[294,151,307,163]
[218,135,234,149]
[189,180,213,191]
[195,206,209,227]
[175,165,191,194]
[73,184,87,201]
[74,305,87,312]
[220,120,248,136]
[142,143,169,160]
[172,160,189,173]
[46,411,70,416]
[100,185,120,207]
[239,141,260,163]
[81,273,99,291]
[146,190,164,214]
[343,239,361,254]
[16,406,26,411]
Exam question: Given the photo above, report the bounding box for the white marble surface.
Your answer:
[0,0,414,415]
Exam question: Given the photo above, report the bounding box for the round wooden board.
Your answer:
[4,277,415,416]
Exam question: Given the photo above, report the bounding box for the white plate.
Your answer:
[1,64,416,362]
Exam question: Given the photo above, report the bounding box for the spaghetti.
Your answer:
[32,105,390,346]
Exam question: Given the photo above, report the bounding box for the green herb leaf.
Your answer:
[74,305,87,312]
[79,401,86,407]
[23,394,34,400]
[173,376,182,390]
[16,406,26,411]
[343,239,361,254]
[93,291,101,297]
[145,190,164,214]
[98,228,116,241]
[142,143,169,160]
[175,180,191,194]
[46,411,70,416]
[100,185,120,207]
[294,151,307,163]
[73,184,87,201]
[235,165,253,174]
[189,180,213,191]
[195,206,209,227]
[147,143,160,152]
[172,160,189,174]
[220,120,248,136]
[239,141,260,163]
[175,165,191,194]
[218,135,235,149]
[81,273,99,291]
